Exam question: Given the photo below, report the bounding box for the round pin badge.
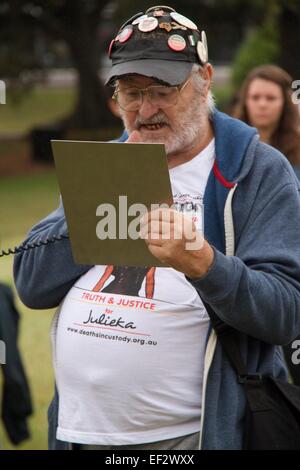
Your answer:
[132,14,148,25]
[153,9,165,17]
[159,22,172,32]
[201,30,208,57]
[138,17,159,32]
[170,21,187,31]
[188,35,196,46]
[170,12,198,30]
[118,25,133,43]
[197,40,208,63]
[168,34,187,52]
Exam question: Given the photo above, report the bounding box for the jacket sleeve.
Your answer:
[13,200,91,309]
[189,173,300,345]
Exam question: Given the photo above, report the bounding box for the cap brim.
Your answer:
[105,60,193,86]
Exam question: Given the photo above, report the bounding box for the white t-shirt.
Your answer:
[54,139,215,445]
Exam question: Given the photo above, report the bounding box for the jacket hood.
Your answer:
[212,109,259,185]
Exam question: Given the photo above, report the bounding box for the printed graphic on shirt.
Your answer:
[60,262,207,351]
[92,265,156,298]
[173,193,204,233]
[63,281,161,348]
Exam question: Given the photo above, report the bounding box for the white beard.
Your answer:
[121,93,209,157]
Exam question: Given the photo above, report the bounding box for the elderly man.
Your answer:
[14,6,300,450]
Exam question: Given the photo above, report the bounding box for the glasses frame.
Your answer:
[112,76,192,112]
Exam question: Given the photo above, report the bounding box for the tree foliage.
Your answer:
[231,0,280,88]
[0,0,299,129]
[0,0,119,128]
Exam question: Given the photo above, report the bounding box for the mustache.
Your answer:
[135,113,170,128]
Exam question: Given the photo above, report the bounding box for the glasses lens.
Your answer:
[117,88,141,111]
[147,86,179,108]
[116,85,180,111]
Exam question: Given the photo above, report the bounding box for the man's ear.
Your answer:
[197,63,213,99]
[201,63,213,87]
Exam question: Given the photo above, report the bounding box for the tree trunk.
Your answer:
[62,0,120,130]
[65,38,119,129]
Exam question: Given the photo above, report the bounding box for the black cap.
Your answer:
[105,5,208,86]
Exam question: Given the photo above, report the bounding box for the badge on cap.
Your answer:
[201,31,208,57]
[168,34,186,52]
[132,14,148,25]
[159,22,172,32]
[146,5,176,14]
[197,32,208,63]
[153,9,165,17]
[118,25,133,43]
[170,12,198,30]
[171,21,187,31]
[138,17,159,32]
[188,35,196,46]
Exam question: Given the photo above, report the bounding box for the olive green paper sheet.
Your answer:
[51,140,173,267]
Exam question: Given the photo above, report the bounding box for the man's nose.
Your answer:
[138,95,159,119]
[257,98,268,107]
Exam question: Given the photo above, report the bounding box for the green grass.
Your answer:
[0,171,59,242]
[212,83,234,113]
[0,87,76,134]
[0,172,60,449]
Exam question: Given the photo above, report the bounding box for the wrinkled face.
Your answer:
[246,78,284,130]
[117,73,209,156]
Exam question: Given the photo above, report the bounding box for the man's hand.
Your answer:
[140,208,214,279]
[126,130,143,143]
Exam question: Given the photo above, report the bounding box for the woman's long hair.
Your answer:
[232,65,300,166]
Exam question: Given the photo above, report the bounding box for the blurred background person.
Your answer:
[0,283,33,446]
[232,64,300,385]
[232,64,300,176]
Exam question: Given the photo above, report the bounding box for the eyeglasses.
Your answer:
[113,76,191,112]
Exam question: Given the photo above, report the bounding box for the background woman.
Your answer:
[232,64,300,175]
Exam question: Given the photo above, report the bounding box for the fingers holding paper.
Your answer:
[140,208,214,279]
[125,130,143,143]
